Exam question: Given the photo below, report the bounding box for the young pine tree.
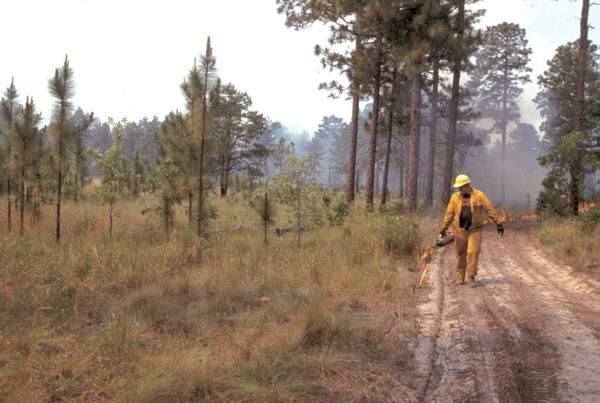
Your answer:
[13,97,42,237]
[92,119,132,239]
[0,78,18,233]
[48,55,94,242]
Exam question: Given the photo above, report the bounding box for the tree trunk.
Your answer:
[7,177,11,233]
[406,74,423,214]
[365,32,383,209]
[74,156,79,203]
[198,66,209,236]
[19,161,25,238]
[56,142,63,243]
[381,68,397,206]
[163,196,171,239]
[109,198,113,239]
[346,35,361,204]
[398,139,404,198]
[188,191,193,224]
[442,0,465,206]
[220,155,227,198]
[264,193,268,244]
[500,56,509,205]
[425,59,440,208]
[222,158,230,197]
[572,0,589,215]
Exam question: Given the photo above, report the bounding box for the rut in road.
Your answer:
[413,224,600,402]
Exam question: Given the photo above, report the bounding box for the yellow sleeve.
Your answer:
[481,192,500,224]
[443,194,455,229]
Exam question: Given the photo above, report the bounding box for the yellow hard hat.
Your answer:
[453,174,471,188]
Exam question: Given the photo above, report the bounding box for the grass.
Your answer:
[0,192,433,401]
[535,214,600,270]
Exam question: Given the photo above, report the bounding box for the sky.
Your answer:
[1,0,599,135]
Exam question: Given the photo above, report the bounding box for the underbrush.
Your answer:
[0,194,431,401]
[535,207,600,270]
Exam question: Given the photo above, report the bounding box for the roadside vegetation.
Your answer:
[0,193,434,401]
[535,205,600,271]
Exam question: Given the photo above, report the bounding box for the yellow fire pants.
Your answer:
[454,228,483,282]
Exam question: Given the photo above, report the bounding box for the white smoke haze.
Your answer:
[1,0,598,205]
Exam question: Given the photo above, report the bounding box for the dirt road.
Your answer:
[413,223,600,402]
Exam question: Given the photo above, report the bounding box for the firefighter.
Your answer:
[439,174,504,287]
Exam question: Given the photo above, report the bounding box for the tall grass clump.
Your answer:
[536,210,600,270]
[377,215,421,265]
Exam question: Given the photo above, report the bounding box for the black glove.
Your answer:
[439,228,447,238]
[497,224,504,236]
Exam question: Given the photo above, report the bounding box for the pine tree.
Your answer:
[535,40,600,214]
[211,82,267,196]
[13,97,42,237]
[92,119,131,238]
[277,0,368,203]
[132,149,145,197]
[441,0,481,205]
[424,58,440,208]
[399,0,450,214]
[71,107,93,201]
[156,111,197,224]
[197,37,217,236]
[469,22,532,203]
[48,56,73,243]
[572,0,591,214]
[364,29,384,209]
[48,56,94,242]
[0,78,18,233]
[380,67,398,206]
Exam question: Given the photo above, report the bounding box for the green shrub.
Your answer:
[377,216,420,259]
[325,199,349,226]
[580,206,600,232]
[389,200,405,215]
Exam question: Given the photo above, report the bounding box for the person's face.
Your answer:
[459,184,471,196]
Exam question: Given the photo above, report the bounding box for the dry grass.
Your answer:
[0,193,432,401]
[535,216,600,270]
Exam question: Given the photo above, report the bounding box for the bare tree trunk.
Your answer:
[572,0,589,215]
[398,139,404,198]
[109,198,113,239]
[425,60,439,208]
[56,141,63,243]
[188,191,193,224]
[19,161,25,237]
[500,57,509,205]
[264,193,268,244]
[220,156,227,198]
[74,157,79,203]
[223,158,230,197]
[347,35,361,204]
[442,0,465,206]
[163,196,171,239]
[406,74,423,214]
[381,68,397,206]
[7,177,11,234]
[365,32,383,209]
[198,66,209,236]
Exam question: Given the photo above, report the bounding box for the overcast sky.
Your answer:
[1,0,599,134]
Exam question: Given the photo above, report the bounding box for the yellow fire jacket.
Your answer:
[443,188,501,232]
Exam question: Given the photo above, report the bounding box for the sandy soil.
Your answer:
[412,222,600,402]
